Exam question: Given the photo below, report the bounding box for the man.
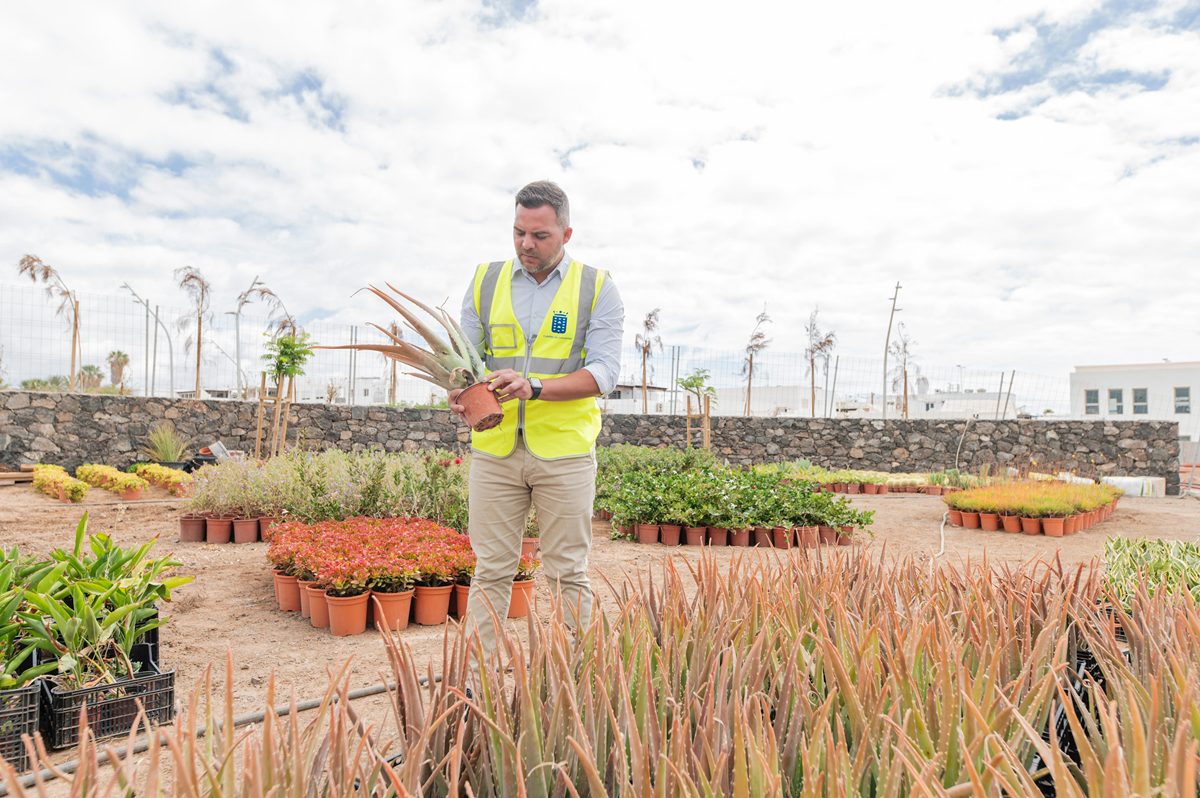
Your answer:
[450,180,623,653]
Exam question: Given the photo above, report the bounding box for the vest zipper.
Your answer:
[518,333,537,433]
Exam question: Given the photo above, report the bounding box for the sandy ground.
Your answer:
[2,482,1198,777]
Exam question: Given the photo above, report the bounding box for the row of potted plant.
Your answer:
[264,517,540,636]
[130,463,191,496]
[1,515,190,766]
[75,464,149,501]
[183,449,470,531]
[943,481,1123,536]
[31,465,89,503]
[600,467,874,547]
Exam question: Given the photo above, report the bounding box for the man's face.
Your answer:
[513,204,572,275]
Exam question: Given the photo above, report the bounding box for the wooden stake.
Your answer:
[268,375,285,457]
[254,373,267,459]
[686,395,693,448]
[703,394,711,450]
[275,375,295,456]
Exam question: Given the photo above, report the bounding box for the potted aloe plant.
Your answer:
[508,553,539,618]
[315,285,503,431]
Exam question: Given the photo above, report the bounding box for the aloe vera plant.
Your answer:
[317,284,488,391]
[8,550,1200,797]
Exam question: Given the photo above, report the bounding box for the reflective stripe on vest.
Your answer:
[470,259,606,460]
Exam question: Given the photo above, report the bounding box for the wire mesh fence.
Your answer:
[2,282,1196,445]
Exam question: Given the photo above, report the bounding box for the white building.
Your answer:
[1069,362,1199,447]
[836,389,1022,420]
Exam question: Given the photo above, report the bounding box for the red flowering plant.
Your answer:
[514,553,540,582]
[265,521,309,574]
[452,545,476,587]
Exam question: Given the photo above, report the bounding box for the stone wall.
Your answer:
[0,391,1180,493]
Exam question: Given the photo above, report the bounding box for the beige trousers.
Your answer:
[465,435,596,653]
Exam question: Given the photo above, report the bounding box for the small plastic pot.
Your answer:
[326,592,370,636]
[636,524,660,545]
[457,382,505,432]
[685,527,706,545]
[730,528,751,547]
[659,525,682,546]
[508,580,535,618]
[372,589,414,631]
[707,527,728,546]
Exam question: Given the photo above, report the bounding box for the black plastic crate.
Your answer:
[0,682,39,774]
[39,644,174,749]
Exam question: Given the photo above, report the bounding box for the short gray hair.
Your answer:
[515,180,570,228]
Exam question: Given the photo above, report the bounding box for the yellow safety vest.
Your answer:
[470,259,606,459]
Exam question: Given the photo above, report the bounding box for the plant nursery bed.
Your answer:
[1,480,1197,772]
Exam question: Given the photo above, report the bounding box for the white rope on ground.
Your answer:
[936,511,947,560]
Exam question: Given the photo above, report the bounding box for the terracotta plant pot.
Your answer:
[845,483,861,494]
[1064,515,1078,535]
[179,516,206,543]
[948,510,963,526]
[297,579,316,618]
[452,584,471,619]
[838,526,853,546]
[798,526,819,549]
[772,527,792,549]
[413,585,453,625]
[1001,515,1022,533]
[961,512,981,530]
[508,579,535,618]
[308,586,330,628]
[119,487,144,502]
[707,527,728,546]
[521,538,540,558]
[233,518,259,544]
[636,524,660,545]
[457,382,505,432]
[833,483,845,493]
[877,484,889,494]
[754,527,773,547]
[685,527,706,545]
[1020,517,1042,535]
[659,525,682,546]
[57,486,68,503]
[326,592,370,636]
[864,483,879,495]
[372,589,414,632]
[730,528,751,547]
[206,516,233,544]
[1042,517,1065,538]
[275,573,302,611]
[980,513,1001,532]
[819,525,837,545]
[271,567,283,604]
[927,486,943,496]
[259,516,277,537]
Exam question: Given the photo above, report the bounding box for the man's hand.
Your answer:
[484,369,533,403]
[448,388,468,425]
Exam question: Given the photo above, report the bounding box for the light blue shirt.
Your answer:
[459,252,624,396]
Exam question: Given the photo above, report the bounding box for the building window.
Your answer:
[607,390,622,400]
[1108,389,1123,414]
[363,388,369,397]
[1133,388,1148,415]
[1084,389,1099,415]
[1177,387,1191,414]
[925,402,935,411]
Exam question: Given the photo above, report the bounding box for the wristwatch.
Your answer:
[528,377,542,401]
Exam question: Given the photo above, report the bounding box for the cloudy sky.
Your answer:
[1,0,1198,380]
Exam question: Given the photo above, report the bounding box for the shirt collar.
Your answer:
[512,251,569,283]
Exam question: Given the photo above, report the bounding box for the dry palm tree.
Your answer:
[887,323,925,419]
[175,266,212,398]
[634,309,662,414]
[107,350,130,392]
[741,307,771,417]
[238,282,298,336]
[804,307,837,418]
[18,255,81,391]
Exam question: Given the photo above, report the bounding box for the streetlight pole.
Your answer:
[122,284,175,398]
[228,275,260,400]
[882,282,902,421]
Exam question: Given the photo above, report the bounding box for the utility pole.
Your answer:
[123,285,175,398]
[881,282,902,421]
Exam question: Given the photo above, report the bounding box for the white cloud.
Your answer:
[0,0,1198,389]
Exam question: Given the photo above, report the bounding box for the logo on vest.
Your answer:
[551,311,569,335]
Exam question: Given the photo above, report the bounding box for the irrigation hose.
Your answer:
[0,674,442,795]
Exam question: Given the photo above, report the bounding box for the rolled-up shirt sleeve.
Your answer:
[581,274,624,396]
[459,280,485,358]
